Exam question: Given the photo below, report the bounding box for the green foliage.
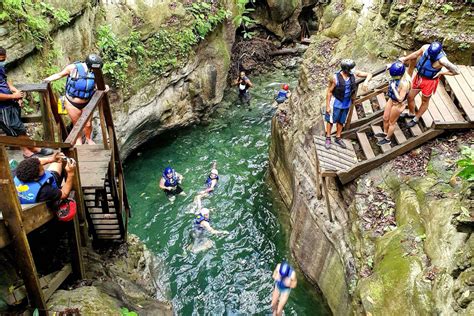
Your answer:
[0,0,70,48]
[456,146,474,181]
[233,0,256,40]
[440,2,454,14]
[97,25,145,88]
[458,43,470,50]
[120,308,138,316]
[97,2,229,87]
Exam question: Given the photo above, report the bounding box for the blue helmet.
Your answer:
[389,61,405,77]
[163,167,173,177]
[279,261,291,277]
[427,42,442,59]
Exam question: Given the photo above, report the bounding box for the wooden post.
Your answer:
[47,85,68,141]
[70,215,85,279]
[39,91,55,142]
[323,176,333,222]
[0,146,47,312]
[99,101,109,150]
[66,147,88,245]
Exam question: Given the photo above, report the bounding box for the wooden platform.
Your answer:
[77,144,112,188]
[317,65,474,184]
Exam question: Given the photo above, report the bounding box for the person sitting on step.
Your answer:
[398,41,459,128]
[0,47,54,158]
[14,152,76,206]
[325,59,372,149]
[375,61,412,146]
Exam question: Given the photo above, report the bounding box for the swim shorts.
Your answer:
[412,73,440,97]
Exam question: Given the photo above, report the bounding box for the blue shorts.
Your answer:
[275,281,291,295]
[325,106,349,125]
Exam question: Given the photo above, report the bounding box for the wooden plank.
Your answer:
[362,100,373,115]
[376,93,387,110]
[414,94,433,128]
[96,229,121,234]
[16,83,48,92]
[92,219,120,224]
[317,154,351,171]
[314,137,358,161]
[392,123,407,145]
[0,147,46,310]
[90,213,117,219]
[454,72,474,106]
[64,91,104,144]
[0,135,72,149]
[317,150,355,168]
[93,225,120,230]
[445,75,474,121]
[458,66,473,92]
[433,121,474,130]
[21,115,43,123]
[42,264,72,301]
[96,235,122,239]
[338,130,444,184]
[353,84,389,105]
[79,172,107,188]
[371,125,391,152]
[356,132,375,159]
[431,92,455,121]
[436,85,464,121]
[40,90,55,142]
[323,177,333,222]
[406,118,423,137]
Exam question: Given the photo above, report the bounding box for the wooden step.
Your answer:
[91,219,120,224]
[445,72,474,121]
[392,123,407,145]
[376,94,387,110]
[362,100,373,115]
[87,208,117,214]
[371,125,391,152]
[90,213,117,219]
[93,225,120,230]
[406,118,423,136]
[356,132,375,159]
[96,229,121,234]
[96,235,122,239]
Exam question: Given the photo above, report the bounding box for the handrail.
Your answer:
[15,83,48,92]
[64,91,104,145]
[0,136,72,149]
[354,66,387,86]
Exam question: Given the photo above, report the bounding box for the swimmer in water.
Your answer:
[159,166,186,203]
[195,160,219,200]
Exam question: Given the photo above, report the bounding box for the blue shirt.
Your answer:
[333,73,352,109]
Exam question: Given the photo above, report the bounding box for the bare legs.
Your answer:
[387,104,405,138]
[64,100,95,145]
[325,122,343,138]
[271,287,290,316]
[382,100,394,134]
[415,94,431,122]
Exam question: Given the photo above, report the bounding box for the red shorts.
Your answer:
[412,73,440,97]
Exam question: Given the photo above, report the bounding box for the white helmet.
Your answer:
[201,208,210,216]
[211,169,218,176]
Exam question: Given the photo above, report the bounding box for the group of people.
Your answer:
[324,41,459,149]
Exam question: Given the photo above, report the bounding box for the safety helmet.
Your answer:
[211,169,218,176]
[340,59,356,73]
[85,54,103,69]
[164,167,173,176]
[201,208,210,216]
[279,261,291,277]
[389,61,405,77]
[427,42,442,59]
[282,84,289,91]
[56,198,77,222]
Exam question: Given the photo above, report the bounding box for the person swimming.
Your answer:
[271,261,297,316]
[196,161,219,199]
[159,166,186,202]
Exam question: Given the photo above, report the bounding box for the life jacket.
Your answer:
[14,170,59,204]
[416,49,446,79]
[162,170,178,188]
[276,266,293,290]
[388,78,410,102]
[275,90,288,104]
[333,71,356,103]
[194,213,210,230]
[205,175,219,188]
[239,77,250,94]
[65,62,96,99]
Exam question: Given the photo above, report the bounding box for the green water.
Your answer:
[124,71,329,315]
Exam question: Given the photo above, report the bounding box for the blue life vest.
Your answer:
[416,49,446,79]
[275,90,288,104]
[162,170,178,188]
[332,71,355,109]
[65,62,96,99]
[276,266,293,290]
[194,213,210,231]
[205,175,219,188]
[14,170,59,204]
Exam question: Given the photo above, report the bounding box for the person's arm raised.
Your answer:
[399,46,425,63]
[60,159,76,199]
[44,64,73,82]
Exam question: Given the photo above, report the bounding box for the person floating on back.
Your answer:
[398,41,459,128]
[0,47,53,158]
[44,54,109,145]
[159,166,186,202]
[325,59,372,149]
[271,261,297,316]
[375,61,412,146]
[195,160,219,200]
[234,71,253,109]
[275,84,291,104]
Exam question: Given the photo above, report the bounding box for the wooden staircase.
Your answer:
[315,65,474,184]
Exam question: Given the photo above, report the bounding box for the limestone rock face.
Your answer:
[269,0,473,314]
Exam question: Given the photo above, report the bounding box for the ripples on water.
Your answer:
[124,71,328,315]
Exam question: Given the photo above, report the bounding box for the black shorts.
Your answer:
[0,104,27,136]
[239,91,251,105]
[164,185,183,197]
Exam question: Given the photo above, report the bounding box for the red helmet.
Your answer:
[56,198,77,222]
[283,84,289,91]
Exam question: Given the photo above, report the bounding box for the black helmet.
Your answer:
[340,59,356,73]
[85,54,103,69]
